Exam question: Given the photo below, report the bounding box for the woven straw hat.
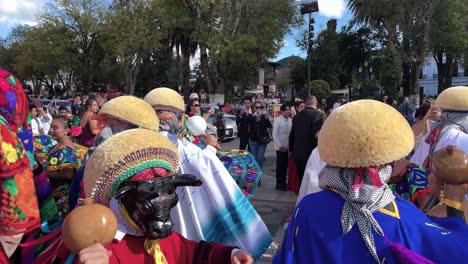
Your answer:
[144,87,185,113]
[318,100,414,168]
[435,86,468,111]
[84,129,179,205]
[97,96,159,131]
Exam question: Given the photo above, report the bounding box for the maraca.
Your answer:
[431,145,468,185]
[186,116,207,136]
[62,199,118,253]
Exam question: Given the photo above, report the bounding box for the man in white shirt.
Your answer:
[38,106,52,134]
[272,104,291,191]
[29,105,44,135]
[332,98,342,110]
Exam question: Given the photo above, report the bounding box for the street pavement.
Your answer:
[221,138,297,263]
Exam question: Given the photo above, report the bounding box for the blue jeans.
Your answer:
[249,139,267,169]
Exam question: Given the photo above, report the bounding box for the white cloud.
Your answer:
[0,0,49,26]
[318,0,346,18]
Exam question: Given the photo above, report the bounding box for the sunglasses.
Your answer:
[192,104,200,107]
[255,106,265,109]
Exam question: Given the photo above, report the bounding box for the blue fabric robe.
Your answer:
[274,191,468,264]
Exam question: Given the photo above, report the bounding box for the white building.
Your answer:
[420,56,468,96]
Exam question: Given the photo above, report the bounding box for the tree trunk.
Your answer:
[434,51,455,94]
[182,46,191,101]
[199,45,215,94]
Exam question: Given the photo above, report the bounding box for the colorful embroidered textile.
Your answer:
[34,135,57,164]
[217,149,262,199]
[42,143,87,215]
[0,69,40,235]
[388,164,429,204]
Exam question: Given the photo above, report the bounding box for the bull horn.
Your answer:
[169,174,203,187]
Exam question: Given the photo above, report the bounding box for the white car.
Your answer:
[206,114,238,141]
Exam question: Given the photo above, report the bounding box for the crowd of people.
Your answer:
[0,65,467,264]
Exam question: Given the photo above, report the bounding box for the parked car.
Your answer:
[206,114,238,141]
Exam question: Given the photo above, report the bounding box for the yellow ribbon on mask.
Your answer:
[144,239,168,264]
[118,203,168,264]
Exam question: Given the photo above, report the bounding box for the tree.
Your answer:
[430,0,468,93]
[380,48,402,98]
[40,0,108,94]
[315,19,342,90]
[103,0,162,95]
[348,0,433,97]
[310,80,331,100]
[276,75,290,92]
[289,57,307,96]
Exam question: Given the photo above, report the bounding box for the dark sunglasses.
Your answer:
[255,106,265,109]
[192,104,200,107]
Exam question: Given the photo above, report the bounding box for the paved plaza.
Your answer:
[221,138,298,263]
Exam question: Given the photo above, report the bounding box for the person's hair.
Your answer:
[74,94,80,99]
[415,102,431,120]
[243,96,252,103]
[79,99,96,118]
[296,101,304,108]
[54,116,71,129]
[280,104,289,111]
[219,104,224,110]
[186,98,200,114]
[58,106,68,112]
[305,96,317,106]
[29,104,36,112]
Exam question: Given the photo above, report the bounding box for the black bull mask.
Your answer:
[115,174,203,239]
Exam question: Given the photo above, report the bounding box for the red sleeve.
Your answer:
[167,232,236,264]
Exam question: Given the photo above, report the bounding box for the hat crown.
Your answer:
[318,100,414,168]
[436,86,468,111]
[144,88,185,113]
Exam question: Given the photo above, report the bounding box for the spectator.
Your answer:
[94,94,106,110]
[333,98,342,110]
[38,106,52,134]
[289,96,324,187]
[58,106,70,117]
[29,105,45,135]
[214,105,227,141]
[272,104,291,191]
[79,99,99,147]
[71,94,81,116]
[399,97,416,126]
[237,97,253,150]
[200,89,207,104]
[248,101,272,169]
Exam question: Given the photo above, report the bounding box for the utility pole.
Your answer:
[307,15,315,96]
[300,0,319,96]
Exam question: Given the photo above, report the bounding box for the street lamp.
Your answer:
[300,0,319,97]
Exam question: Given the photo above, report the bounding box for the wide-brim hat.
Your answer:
[318,100,414,168]
[84,129,179,205]
[435,86,468,111]
[95,96,159,131]
[144,87,185,113]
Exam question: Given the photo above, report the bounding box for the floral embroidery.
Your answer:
[2,141,18,163]
[49,157,58,165]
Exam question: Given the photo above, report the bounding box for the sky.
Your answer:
[0,0,353,62]
[275,0,352,61]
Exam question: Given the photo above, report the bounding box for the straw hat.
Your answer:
[144,87,185,113]
[97,96,159,131]
[318,100,414,168]
[435,86,468,111]
[84,129,179,205]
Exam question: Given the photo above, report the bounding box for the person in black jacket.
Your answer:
[248,101,272,169]
[236,97,253,150]
[289,95,324,187]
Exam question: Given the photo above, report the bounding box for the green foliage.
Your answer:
[289,57,307,95]
[381,48,402,98]
[310,80,331,100]
[315,19,342,90]
[276,75,290,91]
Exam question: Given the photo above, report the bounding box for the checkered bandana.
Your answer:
[319,165,395,264]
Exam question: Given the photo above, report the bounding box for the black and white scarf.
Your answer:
[319,165,395,263]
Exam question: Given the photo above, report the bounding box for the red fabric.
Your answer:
[91,232,233,264]
[130,168,169,181]
[287,159,299,194]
